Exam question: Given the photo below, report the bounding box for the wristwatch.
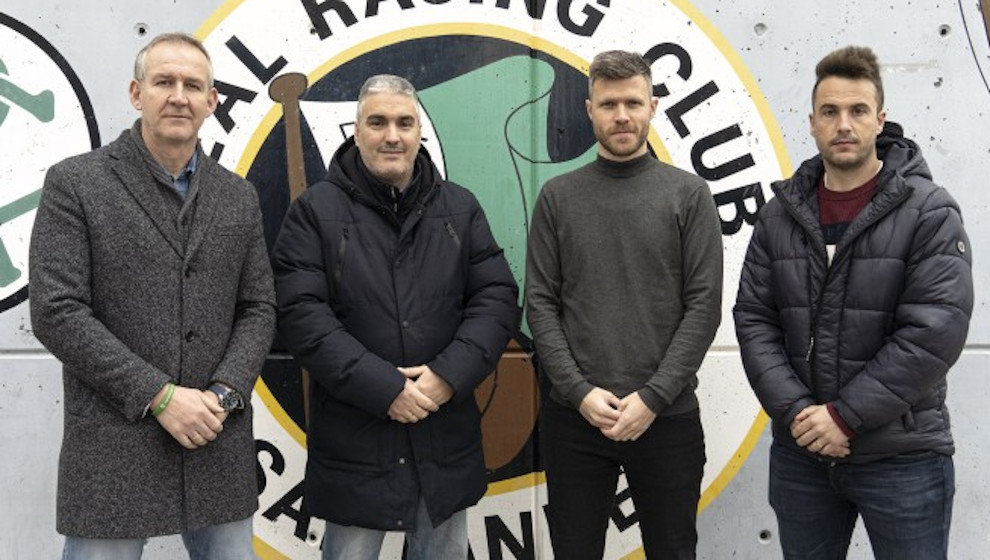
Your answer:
[207,383,244,412]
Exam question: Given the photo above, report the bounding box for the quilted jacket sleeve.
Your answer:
[734,206,816,427]
[427,194,520,403]
[272,195,406,418]
[831,187,973,433]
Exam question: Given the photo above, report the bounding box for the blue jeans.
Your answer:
[322,499,467,560]
[769,443,954,560]
[62,517,256,560]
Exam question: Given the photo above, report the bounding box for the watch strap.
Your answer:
[207,383,244,411]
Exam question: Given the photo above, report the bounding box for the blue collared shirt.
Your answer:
[170,150,198,199]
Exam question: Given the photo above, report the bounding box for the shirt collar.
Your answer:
[178,149,198,179]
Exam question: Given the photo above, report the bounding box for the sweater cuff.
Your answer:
[565,381,597,410]
[637,387,665,415]
[826,402,856,439]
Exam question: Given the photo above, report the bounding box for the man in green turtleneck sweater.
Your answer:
[526,50,723,559]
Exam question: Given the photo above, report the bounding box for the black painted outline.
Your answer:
[0,12,101,313]
[958,0,990,97]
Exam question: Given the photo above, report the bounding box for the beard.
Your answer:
[822,140,875,172]
[595,125,649,160]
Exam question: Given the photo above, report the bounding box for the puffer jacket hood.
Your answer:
[328,137,441,223]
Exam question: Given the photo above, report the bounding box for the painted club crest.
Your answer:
[0,13,99,313]
[198,0,791,556]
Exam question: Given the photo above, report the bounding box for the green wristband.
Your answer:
[151,383,175,417]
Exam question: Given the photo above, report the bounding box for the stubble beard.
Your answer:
[598,127,649,160]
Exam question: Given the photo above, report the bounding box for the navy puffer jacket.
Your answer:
[273,138,519,529]
[734,122,973,463]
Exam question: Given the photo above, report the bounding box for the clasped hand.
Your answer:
[579,388,657,442]
[152,385,228,450]
[387,365,453,424]
[790,404,850,458]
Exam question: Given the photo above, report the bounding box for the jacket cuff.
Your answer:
[371,369,409,418]
[781,397,816,429]
[135,371,175,422]
[425,356,471,404]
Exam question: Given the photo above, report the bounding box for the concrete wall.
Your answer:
[1,1,987,558]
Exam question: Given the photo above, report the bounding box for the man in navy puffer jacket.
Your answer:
[734,46,972,560]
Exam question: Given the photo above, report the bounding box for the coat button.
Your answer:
[396,520,403,527]
[957,240,966,254]
[401,320,409,328]
[398,457,406,465]
[394,259,401,268]
[185,331,196,342]
[184,267,192,278]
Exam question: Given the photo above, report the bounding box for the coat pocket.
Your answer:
[63,372,100,418]
[902,410,917,432]
[216,223,252,236]
[434,399,483,465]
[310,397,386,472]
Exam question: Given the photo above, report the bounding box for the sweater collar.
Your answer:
[592,152,653,179]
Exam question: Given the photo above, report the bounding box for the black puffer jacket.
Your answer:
[734,122,973,463]
[272,138,519,529]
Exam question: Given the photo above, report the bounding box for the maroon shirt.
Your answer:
[818,173,880,247]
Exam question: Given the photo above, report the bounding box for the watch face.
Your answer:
[218,392,238,411]
[211,386,242,411]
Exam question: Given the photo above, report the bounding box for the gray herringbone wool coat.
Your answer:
[29,124,276,538]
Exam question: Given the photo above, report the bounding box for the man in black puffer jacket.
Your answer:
[734,46,972,560]
[272,75,519,560]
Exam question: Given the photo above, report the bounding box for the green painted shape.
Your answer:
[419,57,596,336]
[0,189,42,223]
[0,189,42,288]
[0,56,56,124]
[0,57,8,126]
[0,243,21,287]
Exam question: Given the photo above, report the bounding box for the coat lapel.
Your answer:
[183,155,223,260]
[108,131,183,257]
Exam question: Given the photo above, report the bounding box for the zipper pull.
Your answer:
[805,336,815,362]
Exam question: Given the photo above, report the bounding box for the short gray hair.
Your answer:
[588,50,652,95]
[356,74,418,121]
[134,32,214,87]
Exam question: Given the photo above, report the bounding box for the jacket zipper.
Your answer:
[444,222,461,248]
[332,227,349,291]
[774,194,829,370]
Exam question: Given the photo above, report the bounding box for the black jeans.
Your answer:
[541,398,705,559]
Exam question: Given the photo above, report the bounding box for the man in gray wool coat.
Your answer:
[29,33,275,559]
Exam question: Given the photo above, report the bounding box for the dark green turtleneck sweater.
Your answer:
[526,153,723,416]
